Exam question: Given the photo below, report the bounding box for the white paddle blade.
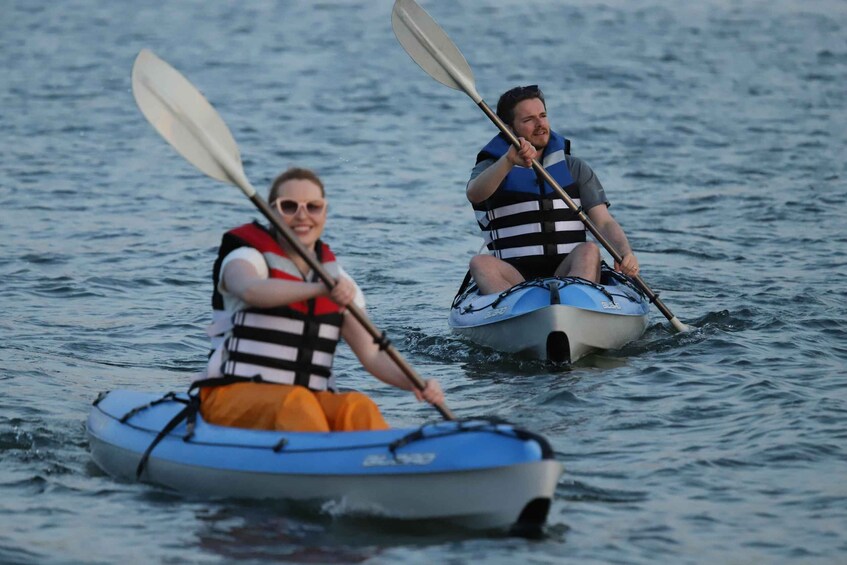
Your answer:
[391,0,482,103]
[131,49,253,194]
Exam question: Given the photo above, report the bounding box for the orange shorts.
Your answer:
[199,382,390,432]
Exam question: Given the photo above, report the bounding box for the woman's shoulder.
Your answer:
[221,246,267,277]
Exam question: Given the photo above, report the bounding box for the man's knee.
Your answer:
[576,241,601,260]
[557,242,602,281]
[469,254,495,272]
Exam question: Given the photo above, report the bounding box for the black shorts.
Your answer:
[508,256,565,281]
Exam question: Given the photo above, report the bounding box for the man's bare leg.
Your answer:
[555,242,602,282]
[469,254,525,294]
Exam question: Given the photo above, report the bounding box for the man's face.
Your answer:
[511,98,550,150]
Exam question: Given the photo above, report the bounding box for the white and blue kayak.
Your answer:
[449,265,650,363]
[87,389,563,533]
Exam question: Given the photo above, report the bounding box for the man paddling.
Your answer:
[466,85,639,294]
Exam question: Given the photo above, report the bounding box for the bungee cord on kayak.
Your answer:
[452,263,646,315]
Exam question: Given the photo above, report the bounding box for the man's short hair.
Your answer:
[496,85,546,126]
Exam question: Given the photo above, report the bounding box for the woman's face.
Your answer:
[271,178,327,250]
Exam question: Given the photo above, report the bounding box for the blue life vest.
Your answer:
[472,131,586,267]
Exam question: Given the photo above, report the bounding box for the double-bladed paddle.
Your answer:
[131,48,454,420]
[392,0,689,333]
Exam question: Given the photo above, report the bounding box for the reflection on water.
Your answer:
[191,500,529,562]
[194,505,378,563]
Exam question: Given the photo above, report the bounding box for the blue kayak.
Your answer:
[449,265,650,362]
[87,390,563,533]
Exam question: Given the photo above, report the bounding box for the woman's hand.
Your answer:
[413,379,445,406]
[327,276,357,309]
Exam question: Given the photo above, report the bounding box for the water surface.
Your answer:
[2,0,846,563]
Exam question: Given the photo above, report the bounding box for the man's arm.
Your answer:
[586,204,639,276]
[466,138,537,204]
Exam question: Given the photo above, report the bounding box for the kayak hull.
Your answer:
[87,390,563,532]
[452,302,649,362]
[449,269,649,362]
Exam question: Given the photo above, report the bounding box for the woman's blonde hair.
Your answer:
[268,167,325,201]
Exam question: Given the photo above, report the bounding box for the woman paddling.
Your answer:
[196,167,444,432]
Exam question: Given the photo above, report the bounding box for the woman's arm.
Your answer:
[341,313,444,405]
[223,259,327,308]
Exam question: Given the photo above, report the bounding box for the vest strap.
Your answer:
[494,242,582,260]
[222,360,330,390]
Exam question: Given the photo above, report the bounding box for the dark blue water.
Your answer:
[2,0,846,563]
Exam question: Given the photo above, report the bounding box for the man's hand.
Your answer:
[615,252,640,277]
[506,137,537,167]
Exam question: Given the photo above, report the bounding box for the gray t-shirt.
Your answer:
[468,155,610,211]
